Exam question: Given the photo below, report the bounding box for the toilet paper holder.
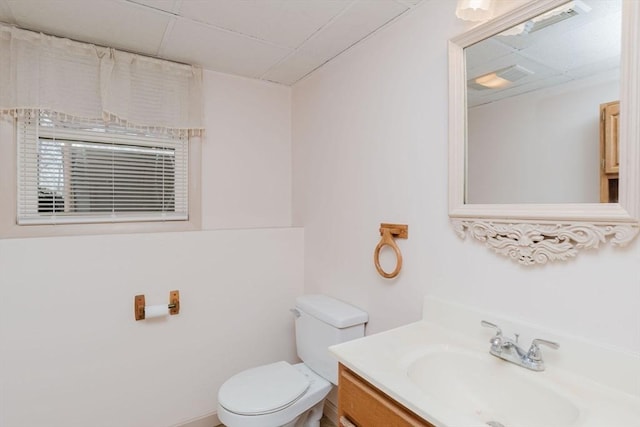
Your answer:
[134,290,180,321]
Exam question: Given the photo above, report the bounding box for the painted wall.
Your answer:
[0,70,301,427]
[292,0,640,356]
[467,74,619,204]
[201,71,292,229]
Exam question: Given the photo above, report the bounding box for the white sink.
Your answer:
[406,348,581,427]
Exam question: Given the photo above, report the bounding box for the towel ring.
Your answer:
[373,223,408,279]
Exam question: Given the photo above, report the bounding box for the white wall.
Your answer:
[292,0,640,355]
[468,74,619,204]
[0,70,301,427]
[201,71,292,229]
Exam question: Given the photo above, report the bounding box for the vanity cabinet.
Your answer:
[600,100,620,203]
[337,363,434,427]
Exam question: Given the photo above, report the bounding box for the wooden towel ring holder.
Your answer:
[374,223,408,279]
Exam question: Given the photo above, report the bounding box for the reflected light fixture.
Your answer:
[499,0,592,36]
[473,73,510,89]
[456,0,494,22]
[468,65,534,90]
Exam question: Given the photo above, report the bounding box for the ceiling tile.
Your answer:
[293,0,407,61]
[0,0,15,23]
[7,0,170,56]
[178,0,352,49]
[161,17,293,78]
[261,51,324,85]
[263,0,408,85]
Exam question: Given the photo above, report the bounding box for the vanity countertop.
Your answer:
[330,320,640,427]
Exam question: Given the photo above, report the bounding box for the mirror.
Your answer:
[448,0,639,265]
[466,0,621,204]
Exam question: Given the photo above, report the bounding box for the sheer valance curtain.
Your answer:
[0,23,204,135]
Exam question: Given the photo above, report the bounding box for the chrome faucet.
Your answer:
[481,320,559,371]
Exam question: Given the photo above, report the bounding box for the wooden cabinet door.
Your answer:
[600,100,620,203]
[338,364,434,427]
[602,101,620,174]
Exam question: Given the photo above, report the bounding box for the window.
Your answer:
[17,110,189,225]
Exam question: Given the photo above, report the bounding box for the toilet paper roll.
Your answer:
[145,304,169,319]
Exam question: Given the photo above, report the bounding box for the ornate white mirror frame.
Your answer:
[449,0,640,265]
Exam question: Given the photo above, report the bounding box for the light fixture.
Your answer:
[455,0,494,22]
[468,65,534,90]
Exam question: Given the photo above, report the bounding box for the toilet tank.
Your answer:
[294,295,368,385]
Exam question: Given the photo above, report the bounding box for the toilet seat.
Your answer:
[218,361,310,416]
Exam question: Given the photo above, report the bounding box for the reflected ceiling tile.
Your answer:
[7,0,170,55]
[466,38,515,70]
[178,0,352,49]
[520,13,621,72]
[161,18,293,78]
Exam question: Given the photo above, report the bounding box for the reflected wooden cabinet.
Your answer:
[337,364,434,427]
[600,100,619,203]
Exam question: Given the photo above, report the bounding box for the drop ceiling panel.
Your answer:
[263,0,408,84]
[7,0,170,55]
[2,0,425,86]
[179,0,353,49]
[299,0,408,59]
[161,17,293,78]
[261,50,323,86]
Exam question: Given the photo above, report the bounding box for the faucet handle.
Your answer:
[481,320,502,336]
[481,320,503,351]
[527,338,560,361]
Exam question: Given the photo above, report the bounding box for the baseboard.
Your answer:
[174,412,221,427]
[323,399,338,427]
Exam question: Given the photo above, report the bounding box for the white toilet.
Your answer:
[217,295,368,427]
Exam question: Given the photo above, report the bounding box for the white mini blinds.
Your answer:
[17,111,189,224]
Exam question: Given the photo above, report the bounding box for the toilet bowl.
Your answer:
[218,362,331,427]
[217,295,368,427]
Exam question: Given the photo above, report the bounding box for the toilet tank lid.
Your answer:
[296,295,368,328]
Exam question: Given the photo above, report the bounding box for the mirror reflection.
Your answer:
[465,0,622,204]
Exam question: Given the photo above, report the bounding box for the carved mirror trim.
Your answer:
[449,0,640,265]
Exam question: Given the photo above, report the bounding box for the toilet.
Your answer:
[217,295,368,427]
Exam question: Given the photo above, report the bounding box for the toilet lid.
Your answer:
[218,361,310,416]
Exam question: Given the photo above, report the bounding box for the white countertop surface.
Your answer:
[330,319,640,427]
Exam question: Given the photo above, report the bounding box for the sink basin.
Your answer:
[406,348,581,427]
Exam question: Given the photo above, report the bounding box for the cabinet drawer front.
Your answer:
[338,365,434,427]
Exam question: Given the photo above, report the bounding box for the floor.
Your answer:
[320,416,335,427]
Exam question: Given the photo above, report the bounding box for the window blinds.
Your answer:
[17,110,189,224]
